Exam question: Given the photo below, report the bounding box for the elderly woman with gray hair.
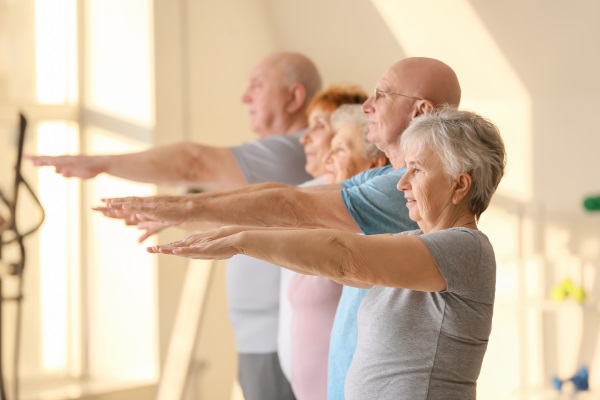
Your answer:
[150,106,507,400]
[321,104,389,185]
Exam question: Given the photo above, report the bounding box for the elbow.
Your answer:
[326,235,372,284]
[274,189,312,228]
[175,143,210,185]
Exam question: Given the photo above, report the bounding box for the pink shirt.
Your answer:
[289,273,342,400]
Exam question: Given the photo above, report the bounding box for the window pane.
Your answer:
[35,0,78,104]
[85,0,154,126]
[37,121,80,373]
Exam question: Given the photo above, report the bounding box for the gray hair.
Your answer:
[330,104,387,161]
[400,105,506,219]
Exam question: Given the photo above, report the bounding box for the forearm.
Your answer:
[235,229,356,280]
[105,143,246,189]
[235,229,445,291]
[156,226,445,292]
[185,181,293,200]
[188,186,360,232]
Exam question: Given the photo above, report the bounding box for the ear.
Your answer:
[410,99,435,119]
[452,172,472,205]
[285,83,307,114]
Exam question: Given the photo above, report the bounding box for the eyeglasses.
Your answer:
[373,88,423,102]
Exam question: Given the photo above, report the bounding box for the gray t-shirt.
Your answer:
[231,131,312,184]
[227,131,312,353]
[345,228,496,400]
[328,165,419,400]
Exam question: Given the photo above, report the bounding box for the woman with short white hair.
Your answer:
[151,106,507,400]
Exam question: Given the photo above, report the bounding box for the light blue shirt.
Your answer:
[328,165,419,400]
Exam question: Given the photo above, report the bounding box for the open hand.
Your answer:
[103,195,194,223]
[148,227,245,259]
[26,154,107,179]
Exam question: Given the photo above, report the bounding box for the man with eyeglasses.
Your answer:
[29,51,322,400]
[102,56,462,398]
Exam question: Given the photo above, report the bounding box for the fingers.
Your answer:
[138,230,155,243]
[147,242,180,254]
[102,197,160,213]
[27,155,101,179]
[93,206,143,225]
[136,221,173,243]
[93,206,132,219]
[24,155,56,166]
[101,196,142,208]
[147,243,202,258]
[148,233,200,253]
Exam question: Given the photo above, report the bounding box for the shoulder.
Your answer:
[340,165,393,187]
[420,228,489,250]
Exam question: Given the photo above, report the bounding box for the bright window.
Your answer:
[23,0,158,393]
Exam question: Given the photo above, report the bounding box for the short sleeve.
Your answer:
[340,166,418,235]
[420,228,496,304]
[231,131,313,184]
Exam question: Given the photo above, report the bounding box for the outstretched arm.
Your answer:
[150,226,447,292]
[105,183,362,232]
[27,142,246,191]
[96,181,301,230]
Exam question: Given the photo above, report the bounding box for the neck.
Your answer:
[386,147,406,170]
[261,115,308,137]
[419,209,478,234]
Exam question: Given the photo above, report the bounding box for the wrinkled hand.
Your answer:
[93,206,148,225]
[103,195,194,223]
[148,227,244,259]
[25,154,107,179]
[93,206,178,242]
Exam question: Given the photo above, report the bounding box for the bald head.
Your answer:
[242,52,322,136]
[265,52,323,107]
[389,57,461,106]
[361,57,462,166]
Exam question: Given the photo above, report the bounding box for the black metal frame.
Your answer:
[0,113,45,400]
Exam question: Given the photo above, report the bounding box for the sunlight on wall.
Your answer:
[34,0,77,104]
[37,122,80,372]
[85,0,154,127]
[370,0,532,204]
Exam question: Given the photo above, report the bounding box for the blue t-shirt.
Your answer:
[328,165,419,400]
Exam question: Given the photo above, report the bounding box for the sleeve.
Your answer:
[340,167,419,235]
[230,131,313,185]
[419,228,496,304]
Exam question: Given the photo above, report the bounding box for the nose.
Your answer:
[299,130,311,145]
[241,87,251,103]
[397,172,409,192]
[362,96,374,113]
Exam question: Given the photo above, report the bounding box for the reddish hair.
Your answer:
[306,84,368,115]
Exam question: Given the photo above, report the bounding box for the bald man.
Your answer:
[103,57,462,398]
[30,52,324,400]
[28,52,321,191]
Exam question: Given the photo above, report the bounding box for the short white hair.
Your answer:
[400,105,506,218]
